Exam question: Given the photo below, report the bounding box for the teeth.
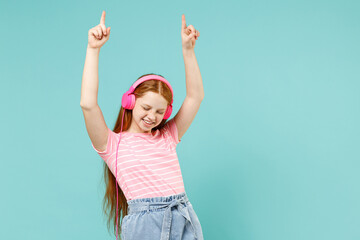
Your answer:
[143,119,153,124]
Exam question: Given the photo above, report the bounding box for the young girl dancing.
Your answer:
[80,11,204,240]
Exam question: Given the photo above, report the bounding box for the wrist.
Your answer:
[182,48,195,56]
[87,44,101,53]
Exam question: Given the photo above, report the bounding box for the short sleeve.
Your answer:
[91,127,119,164]
[162,118,181,146]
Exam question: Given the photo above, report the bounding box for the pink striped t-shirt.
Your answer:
[91,118,185,201]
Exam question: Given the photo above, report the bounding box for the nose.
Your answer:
[147,113,156,122]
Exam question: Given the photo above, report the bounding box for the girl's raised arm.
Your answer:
[80,11,112,152]
[172,14,203,141]
[80,10,111,108]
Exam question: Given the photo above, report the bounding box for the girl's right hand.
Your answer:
[88,11,111,49]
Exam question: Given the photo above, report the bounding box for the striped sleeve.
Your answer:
[162,118,181,145]
[91,127,119,164]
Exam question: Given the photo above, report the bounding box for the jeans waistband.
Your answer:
[126,192,198,240]
[127,192,189,212]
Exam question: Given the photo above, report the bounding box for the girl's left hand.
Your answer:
[181,14,200,50]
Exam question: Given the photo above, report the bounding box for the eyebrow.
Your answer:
[143,104,166,111]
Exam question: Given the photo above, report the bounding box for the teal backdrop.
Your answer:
[1,0,359,239]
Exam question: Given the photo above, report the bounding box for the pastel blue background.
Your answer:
[1,0,359,239]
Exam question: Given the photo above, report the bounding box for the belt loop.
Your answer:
[147,202,150,213]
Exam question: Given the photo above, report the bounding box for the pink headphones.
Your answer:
[115,74,174,240]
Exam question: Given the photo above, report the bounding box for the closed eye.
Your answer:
[143,107,164,114]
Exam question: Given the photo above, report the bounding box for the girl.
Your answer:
[80,11,204,240]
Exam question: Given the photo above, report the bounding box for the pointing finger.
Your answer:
[181,14,186,31]
[100,11,106,25]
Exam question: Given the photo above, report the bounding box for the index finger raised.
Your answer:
[100,11,106,24]
[181,14,187,30]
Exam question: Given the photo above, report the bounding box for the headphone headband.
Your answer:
[130,75,174,104]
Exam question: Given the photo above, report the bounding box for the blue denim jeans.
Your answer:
[121,192,204,240]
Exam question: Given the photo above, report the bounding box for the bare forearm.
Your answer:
[80,45,101,108]
[182,49,204,100]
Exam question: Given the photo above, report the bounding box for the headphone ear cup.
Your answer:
[122,90,136,109]
[163,104,173,119]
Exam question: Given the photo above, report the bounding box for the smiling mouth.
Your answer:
[143,119,154,126]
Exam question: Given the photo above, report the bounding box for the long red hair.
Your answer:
[102,73,173,237]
